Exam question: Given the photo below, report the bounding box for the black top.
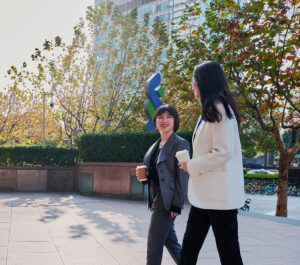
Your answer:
[149,143,160,185]
[148,143,160,209]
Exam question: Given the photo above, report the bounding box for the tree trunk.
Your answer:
[276,153,290,217]
[266,152,269,167]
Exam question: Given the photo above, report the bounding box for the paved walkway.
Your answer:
[244,193,300,221]
[0,192,299,265]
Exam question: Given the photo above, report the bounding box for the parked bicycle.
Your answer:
[244,181,257,194]
[244,179,299,196]
[288,183,300,196]
[239,198,251,212]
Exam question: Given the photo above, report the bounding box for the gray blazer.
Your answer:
[143,133,190,212]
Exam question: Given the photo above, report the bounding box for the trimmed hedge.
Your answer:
[76,131,193,162]
[244,173,278,179]
[0,145,78,166]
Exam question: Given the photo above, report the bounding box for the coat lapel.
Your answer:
[193,116,204,150]
[192,115,202,143]
[157,133,176,164]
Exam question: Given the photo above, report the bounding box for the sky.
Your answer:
[0,0,93,89]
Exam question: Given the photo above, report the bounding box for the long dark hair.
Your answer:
[193,61,240,129]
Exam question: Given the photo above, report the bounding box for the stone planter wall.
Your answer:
[79,162,145,199]
[0,166,79,192]
[0,163,146,200]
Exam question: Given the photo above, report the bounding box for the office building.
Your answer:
[95,0,200,31]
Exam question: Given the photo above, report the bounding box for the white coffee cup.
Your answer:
[175,150,190,163]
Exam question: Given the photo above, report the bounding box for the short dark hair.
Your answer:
[152,105,180,132]
[193,61,240,129]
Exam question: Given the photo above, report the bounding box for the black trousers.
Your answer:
[179,206,243,265]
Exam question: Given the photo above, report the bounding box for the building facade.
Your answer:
[95,0,200,31]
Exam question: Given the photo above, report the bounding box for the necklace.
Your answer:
[159,141,165,149]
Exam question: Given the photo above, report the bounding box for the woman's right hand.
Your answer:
[136,169,141,181]
[136,169,148,182]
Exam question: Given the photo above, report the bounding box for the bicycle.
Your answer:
[244,181,257,194]
[239,198,251,212]
[288,184,300,196]
[265,183,277,195]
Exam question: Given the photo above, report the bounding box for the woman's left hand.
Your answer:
[178,162,188,172]
[170,211,179,218]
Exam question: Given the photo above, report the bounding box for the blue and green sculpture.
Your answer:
[144,72,164,131]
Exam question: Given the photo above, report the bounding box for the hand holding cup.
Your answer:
[136,165,148,182]
[175,150,190,163]
[176,150,190,173]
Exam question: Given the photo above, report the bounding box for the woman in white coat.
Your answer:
[179,61,244,265]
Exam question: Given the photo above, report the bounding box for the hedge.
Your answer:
[0,145,78,166]
[244,173,278,179]
[76,131,193,162]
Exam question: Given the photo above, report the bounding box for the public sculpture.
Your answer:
[144,72,164,131]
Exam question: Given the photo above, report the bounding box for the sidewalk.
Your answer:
[0,192,299,265]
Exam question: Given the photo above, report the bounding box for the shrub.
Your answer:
[244,173,278,179]
[76,131,193,162]
[0,145,78,166]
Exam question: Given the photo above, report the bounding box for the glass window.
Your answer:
[156,1,171,13]
[156,13,170,23]
[138,6,153,18]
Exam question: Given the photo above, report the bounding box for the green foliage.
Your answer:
[240,118,277,158]
[0,146,78,166]
[76,131,193,162]
[163,0,299,140]
[244,173,278,179]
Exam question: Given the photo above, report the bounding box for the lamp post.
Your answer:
[42,92,54,145]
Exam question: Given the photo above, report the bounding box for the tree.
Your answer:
[163,0,299,216]
[283,130,300,150]
[0,65,35,144]
[0,64,61,145]
[28,2,168,144]
[240,118,277,159]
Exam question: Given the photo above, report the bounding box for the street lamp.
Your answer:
[42,92,54,145]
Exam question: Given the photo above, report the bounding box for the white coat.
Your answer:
[187,103,245,210]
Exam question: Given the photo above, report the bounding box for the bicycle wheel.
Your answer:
[245,182,253,193]
[250,183,258,194]
[265,185,274,195]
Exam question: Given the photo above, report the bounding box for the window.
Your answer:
[156,1,171,13]
[138,6,153,18]
[156,13,170,23]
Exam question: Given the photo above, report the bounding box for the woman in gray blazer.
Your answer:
[136,105,190,265]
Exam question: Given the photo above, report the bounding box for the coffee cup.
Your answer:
[136,165,148,182]
[175,150,190,163]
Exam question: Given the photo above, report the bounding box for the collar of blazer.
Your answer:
[144,132,176,167]
[192,115,204,146]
